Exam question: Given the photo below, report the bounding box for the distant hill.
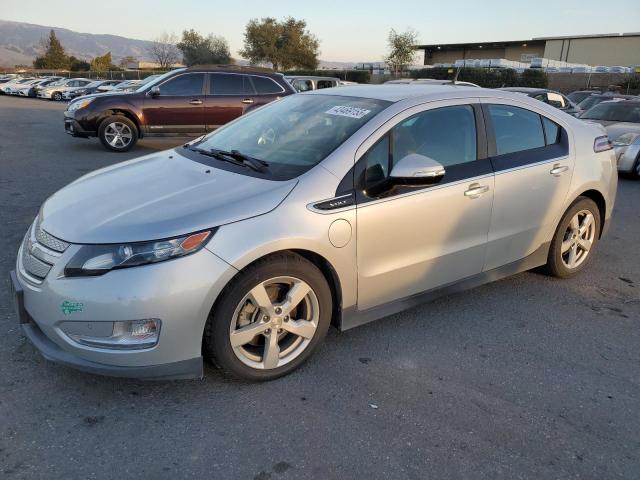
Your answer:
[0,19,156,67]
[0,19,370,69]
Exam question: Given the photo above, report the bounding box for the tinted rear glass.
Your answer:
[489,105,545,156]
[251,76,284,94]
[210,74,254,95]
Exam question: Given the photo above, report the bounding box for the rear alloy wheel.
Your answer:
[544,197,600,278]
[98,116,138,152]
[204,253,332,381]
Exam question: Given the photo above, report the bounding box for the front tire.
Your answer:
[52,91,62,101]
[98,115,138,152]
[544,197,601,278]
[204,252,332,381]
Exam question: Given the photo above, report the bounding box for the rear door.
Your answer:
[204,73,254,130]
[481,99,574,270]
[142,72,205,134]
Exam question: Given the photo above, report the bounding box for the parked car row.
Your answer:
[0,74,162,101]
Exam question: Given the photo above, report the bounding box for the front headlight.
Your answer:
[613,132,640,147]
[67,97,94,112]
[64,230,213,277]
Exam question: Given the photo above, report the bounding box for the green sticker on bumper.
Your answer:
[61,300,83,315]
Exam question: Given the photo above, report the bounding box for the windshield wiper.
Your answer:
[188,147,268,173]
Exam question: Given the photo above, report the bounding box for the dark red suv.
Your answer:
[64,65,296,151]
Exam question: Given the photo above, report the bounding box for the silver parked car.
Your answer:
[11,85,617,381]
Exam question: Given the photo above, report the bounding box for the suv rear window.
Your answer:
[251,76,283,94]
[210,73,254,95]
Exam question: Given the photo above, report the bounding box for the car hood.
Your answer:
[583,120,640,139]
[40,149,298,244]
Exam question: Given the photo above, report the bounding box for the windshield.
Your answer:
[85,81,103,88]
[582,102,640,123]
[578,95,615,111]
[568,92,596,104]
[134,71,181,92]
[192,94,391,180]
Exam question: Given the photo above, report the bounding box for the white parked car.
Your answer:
[37,78,92,101]
[0,77,35,94]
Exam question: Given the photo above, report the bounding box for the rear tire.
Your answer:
[204,252,332,381]
[544,197,601,278]
[98,115,138,152]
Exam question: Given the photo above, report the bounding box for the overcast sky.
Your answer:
[2,0,640,62]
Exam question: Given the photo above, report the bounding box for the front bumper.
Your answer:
[12,227,238,380]
[64,116,95,137]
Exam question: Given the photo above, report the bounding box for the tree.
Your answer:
[33,29,70,69]
[176,29,232,66]
[69,56,91,71]
[147,32,180,69]
[385,29,419,77]
[119,56,137,69]
[240,17,319,71]
[91,52,114,71]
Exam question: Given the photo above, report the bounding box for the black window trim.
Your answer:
[481,103,570,173]
[153,72,205,97]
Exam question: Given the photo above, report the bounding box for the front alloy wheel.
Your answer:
[98,115,139,152]
[230,276,320,370]
[204,252,332,381]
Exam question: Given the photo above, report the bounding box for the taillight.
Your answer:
[594,136,612,152]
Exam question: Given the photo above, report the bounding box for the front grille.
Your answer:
[35,222,69,252]
[20,220,70,283]
[21,245,52,280]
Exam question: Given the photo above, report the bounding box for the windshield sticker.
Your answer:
[325,105,371,119]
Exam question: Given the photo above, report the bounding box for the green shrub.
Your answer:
[283,69,371,84]
[410,67,548,88]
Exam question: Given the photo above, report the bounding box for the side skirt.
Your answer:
[339,242,550,331]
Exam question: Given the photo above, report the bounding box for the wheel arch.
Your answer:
[210,248,344,330]
[577,189,606,238]
[102,109,143,138]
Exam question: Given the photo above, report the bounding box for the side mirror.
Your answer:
[389,154,445,185]
[149,86,160,97]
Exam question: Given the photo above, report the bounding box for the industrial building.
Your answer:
[416,33,640,67]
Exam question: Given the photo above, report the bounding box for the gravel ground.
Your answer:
[1,96,639,480]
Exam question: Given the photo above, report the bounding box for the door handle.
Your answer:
[550,164,569,176]
[464,183,489,199]
[241,98,254,104]
[189,99,203,105]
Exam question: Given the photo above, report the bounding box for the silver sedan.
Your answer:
[12,85,617,381]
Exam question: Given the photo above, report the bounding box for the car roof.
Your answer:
[185,64,281,76]
[285,75,340,81]
[499,87,552,94]
[303,84,491,102]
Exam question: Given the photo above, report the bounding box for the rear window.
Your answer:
[210,73,254,95]
[489,105,545,156]
[251,76,284,94]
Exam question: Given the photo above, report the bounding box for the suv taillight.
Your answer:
[594,136,612,152]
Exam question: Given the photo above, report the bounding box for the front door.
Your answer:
[356,101,494,311]
[481,101,574,270]
[143,72,205,134]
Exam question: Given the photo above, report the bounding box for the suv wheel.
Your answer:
[544,197,601,278]
[98,116,138,152]
[204,252,332,381]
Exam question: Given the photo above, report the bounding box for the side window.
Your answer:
[293,79,313,92]
[542,117,561,144]
[158,73,204,96]
[361,105,477,193]
[316,80,335,89]
[488,105,545,156]
[392,105,477,168]
[251,76,284,94]
[210,74,253,95]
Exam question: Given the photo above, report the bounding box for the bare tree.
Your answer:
[148,32,180,69]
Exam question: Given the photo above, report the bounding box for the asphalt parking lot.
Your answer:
[0,95,639,480]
